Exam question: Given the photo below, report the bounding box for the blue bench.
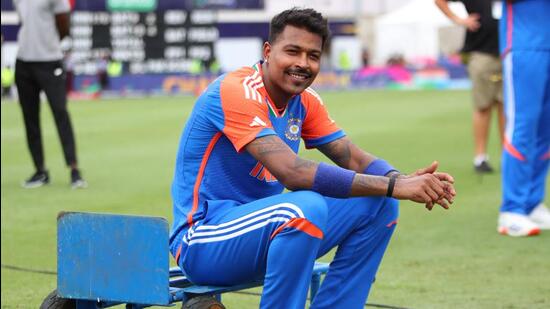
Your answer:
[49,212,329,308]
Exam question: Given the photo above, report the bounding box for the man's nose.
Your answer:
[296,53,310,69]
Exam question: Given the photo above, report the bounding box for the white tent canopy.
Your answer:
[373,0,467,65]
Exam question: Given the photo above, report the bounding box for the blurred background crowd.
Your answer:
[1,0,471,99]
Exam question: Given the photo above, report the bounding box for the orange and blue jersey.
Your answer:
[169,62,344,254]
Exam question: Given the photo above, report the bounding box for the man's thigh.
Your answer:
[317,196,398,258]
[180,191,326,285]
[504,51,549,145]
[35,61,67,110]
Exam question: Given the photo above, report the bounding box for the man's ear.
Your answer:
[262,41,272,62]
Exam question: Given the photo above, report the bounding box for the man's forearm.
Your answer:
[350,173,390,196]
[308,161,390,198]
[318,137,377,173]
[55,13,70,39]
[247,135,396,198]
[435,0,461,23]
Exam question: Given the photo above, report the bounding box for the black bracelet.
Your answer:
[386,174,398,197]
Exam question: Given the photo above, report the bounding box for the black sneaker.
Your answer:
[474,161,494,174]
[70,169,88,189]
[22,170,50,188]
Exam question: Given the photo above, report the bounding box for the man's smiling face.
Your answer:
[263,25,323,97]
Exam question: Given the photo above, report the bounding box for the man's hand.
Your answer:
[435,0,480,32]
[410,161,455,184]
[458,13,480,32]
[395,161,456,211]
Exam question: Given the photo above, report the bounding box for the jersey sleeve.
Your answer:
[52,0,70,14]
[219,69,276,152]
[300,88,345,149]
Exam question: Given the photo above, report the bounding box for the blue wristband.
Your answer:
[312,162,356,198]
[364,159,398,176]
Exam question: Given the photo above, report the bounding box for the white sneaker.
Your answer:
[528,204,550,230]
[498,212,540,237]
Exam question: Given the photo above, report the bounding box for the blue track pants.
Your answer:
[501,50,550,214]
[175,191,398,308]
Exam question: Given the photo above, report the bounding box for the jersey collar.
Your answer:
[254,60,288,118]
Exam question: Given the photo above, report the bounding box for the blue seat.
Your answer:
[56,212,329,308]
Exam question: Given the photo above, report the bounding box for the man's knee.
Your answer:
[357,196,399,227]
[286,191,328,232]
[50,103,69,117]
[378,197,399,229]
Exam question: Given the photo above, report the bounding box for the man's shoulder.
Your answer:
[300,87,325,107]
[220,66,265,104]
[222,66,258,86]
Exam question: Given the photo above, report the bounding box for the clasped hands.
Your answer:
[392,161,456,211]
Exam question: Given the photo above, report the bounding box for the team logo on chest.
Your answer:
[285,118,302,141]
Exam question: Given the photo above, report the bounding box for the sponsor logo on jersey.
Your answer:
[285,118,301,141]
[249,116,267,127]
[249,161,277,182]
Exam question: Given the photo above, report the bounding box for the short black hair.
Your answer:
[269,8,330,48]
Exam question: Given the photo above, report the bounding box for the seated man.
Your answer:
[169,8,456,309]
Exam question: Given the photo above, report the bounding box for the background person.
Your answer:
[96,55,108,93]
[170,8,456,308]
[435,0,504,173]
[497,0,550,237]
[14,0,87,189]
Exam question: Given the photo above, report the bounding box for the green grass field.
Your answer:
[1,89,549,309]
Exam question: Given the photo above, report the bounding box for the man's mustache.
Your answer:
[286,68,312,78]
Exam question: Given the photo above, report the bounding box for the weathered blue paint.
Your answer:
[57,212,170,306]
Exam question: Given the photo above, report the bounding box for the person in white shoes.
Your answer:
[498,204,550,237]
[497,0,550,237]
[528,204,550,230]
